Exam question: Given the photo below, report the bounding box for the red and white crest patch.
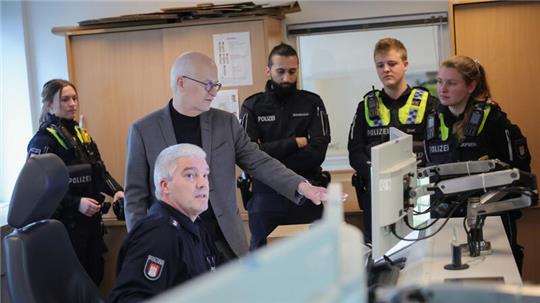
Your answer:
[144,255,165,281]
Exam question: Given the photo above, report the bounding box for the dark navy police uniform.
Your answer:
[424,101,531,272]
[348,86,438,242]
[27,113,123,285]
[109,201,221,303]
[241,80,330,249]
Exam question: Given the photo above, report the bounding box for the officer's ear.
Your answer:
[265,65,271,77]
[160,179,170,197]
[467,80,477,95]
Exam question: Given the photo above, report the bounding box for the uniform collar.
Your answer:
[153,201,202,239]
[380,86,412,109]
[43,113,78,129]
[264,80,298,103]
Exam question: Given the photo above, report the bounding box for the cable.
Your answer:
[391,199,465,242]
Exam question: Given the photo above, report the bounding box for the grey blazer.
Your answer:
[124,104,304,256]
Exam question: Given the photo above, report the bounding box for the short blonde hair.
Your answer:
[373,38,407,61]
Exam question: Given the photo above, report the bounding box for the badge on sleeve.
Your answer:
[514,138,528,159]
[144,255,165,281]
[29,147,42,155]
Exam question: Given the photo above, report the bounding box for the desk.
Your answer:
[397,217,521,286]
[267,224,310,243]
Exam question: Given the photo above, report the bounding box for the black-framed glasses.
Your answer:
[182,76,222,93]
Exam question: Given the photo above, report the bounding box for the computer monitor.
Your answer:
[149,184,367,303]
[371,127,418,261]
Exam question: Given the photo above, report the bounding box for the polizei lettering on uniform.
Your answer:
[367,128,389,136]
[257,115,276,122]
[70,175,92,184]
[429,144,450,153]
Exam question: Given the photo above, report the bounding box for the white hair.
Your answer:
[153,143,207,200]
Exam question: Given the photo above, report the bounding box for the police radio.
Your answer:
[426,113,437,140]
[465,105,484,137]
[367,85,380,120]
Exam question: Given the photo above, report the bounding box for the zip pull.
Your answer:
[206,256,216,272]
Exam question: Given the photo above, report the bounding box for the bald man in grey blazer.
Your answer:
[124,52,327,258]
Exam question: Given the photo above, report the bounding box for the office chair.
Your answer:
[3,154,104,303]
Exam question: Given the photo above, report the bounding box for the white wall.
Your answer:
[1,1,33,206]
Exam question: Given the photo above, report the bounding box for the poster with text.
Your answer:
[213,32,253,87]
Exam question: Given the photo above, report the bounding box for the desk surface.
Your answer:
[397,217,522,286]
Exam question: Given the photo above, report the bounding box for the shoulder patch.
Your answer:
[144,255,165,281]
[28,147,43,155]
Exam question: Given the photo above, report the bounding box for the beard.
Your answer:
[271,80,297,97]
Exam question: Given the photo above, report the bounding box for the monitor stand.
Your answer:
[367,256,407,301]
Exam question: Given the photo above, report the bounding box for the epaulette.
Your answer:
[299,89,321,98]
[168,217,181,230]
[412,86,430,93]
[243,91,264,103]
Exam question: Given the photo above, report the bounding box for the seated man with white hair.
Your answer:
[110,144,221,303]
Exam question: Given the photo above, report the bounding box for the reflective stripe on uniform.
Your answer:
[46,127,68,149]
[438,104,491,141]
[363,91,390,127]
[75,126,92,144]
[364,88,428,127]
[398,88,429,125]
[438,113,449,141]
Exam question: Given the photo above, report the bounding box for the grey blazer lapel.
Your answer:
[200,111,212,167]
[158,105,177,146]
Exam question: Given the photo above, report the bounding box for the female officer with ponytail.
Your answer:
[27,79,124,286]
[425,56,531,272]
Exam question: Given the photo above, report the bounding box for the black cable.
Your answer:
[390,202,460,242]
[404,212,441,230]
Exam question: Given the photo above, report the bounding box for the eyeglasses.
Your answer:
[182,76,222,93]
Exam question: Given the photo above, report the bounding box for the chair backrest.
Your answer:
[3,154,104,303]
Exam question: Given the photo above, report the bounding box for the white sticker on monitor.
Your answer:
[379,179,392,191]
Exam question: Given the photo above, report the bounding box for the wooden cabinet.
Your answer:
[451,0,540,284]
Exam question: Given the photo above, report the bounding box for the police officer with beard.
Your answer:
[27,79,124,286]
[348,38,438,242]
[241,43,330,250]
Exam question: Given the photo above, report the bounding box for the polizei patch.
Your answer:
[144,255,165,281]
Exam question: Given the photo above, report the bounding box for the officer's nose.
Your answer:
[197,176,208,188]
[282,72,293,83]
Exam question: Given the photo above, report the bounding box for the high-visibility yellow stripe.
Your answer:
[46,127,68,149]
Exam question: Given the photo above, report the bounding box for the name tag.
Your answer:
[292,112,309,117]
[460,142,477,148]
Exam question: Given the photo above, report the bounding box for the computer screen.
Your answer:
[371,128,418,261]
[149,184,367,303]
